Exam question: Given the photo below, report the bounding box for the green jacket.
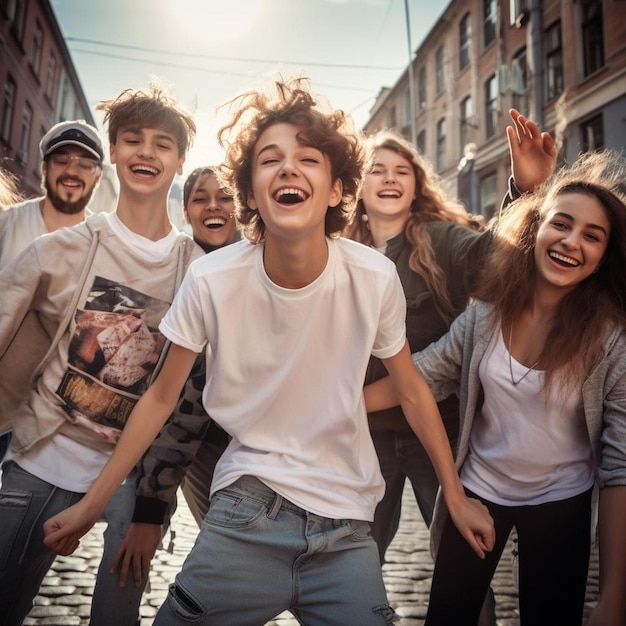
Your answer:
[367,221,493,433]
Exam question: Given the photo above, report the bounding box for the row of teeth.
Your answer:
[549,251,580,267]
[203,217,227,227]
[131,165,158,175]
[378,191,401,198]
[274,188,307,201]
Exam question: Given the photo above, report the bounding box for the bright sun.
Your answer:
[170,0,263,41]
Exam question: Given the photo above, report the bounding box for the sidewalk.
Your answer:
[27,484,599,625]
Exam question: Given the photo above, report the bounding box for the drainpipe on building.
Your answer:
[404,0,417,145]
[529,0,544,127]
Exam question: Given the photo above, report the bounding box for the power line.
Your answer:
[69,48,379,94]
[67,37,403,72]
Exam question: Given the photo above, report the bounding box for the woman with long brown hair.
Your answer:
[346,110,555,557]
[366,149,626,626]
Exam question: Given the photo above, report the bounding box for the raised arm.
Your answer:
[507,108,557,194]
[381,341,494,558]
[43,343,198,556]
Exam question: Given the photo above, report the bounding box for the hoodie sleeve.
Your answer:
[411,303,479,402]
[132,354,216,523]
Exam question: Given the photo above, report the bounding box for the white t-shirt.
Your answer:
[17,212,182,493]
[160,237,407,521]
[461,327,594,505]
[0,198,47,270]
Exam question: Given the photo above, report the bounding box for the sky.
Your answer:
[50,0,447,171]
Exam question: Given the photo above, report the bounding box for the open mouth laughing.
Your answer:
[273,187,309,205]
[548,251,581,267]
[131,164,159,176]
[203,217,228,229]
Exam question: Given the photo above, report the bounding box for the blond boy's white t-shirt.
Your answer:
[159,237,407,521]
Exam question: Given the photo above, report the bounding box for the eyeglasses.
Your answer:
[49,154,101,174]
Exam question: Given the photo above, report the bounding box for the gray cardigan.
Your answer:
[413,300,626,552]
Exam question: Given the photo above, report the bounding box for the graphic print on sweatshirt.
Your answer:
[56,276,170,443]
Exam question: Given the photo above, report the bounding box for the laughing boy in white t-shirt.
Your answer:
[44,76,494,626]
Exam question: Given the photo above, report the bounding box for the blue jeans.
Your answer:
[0,460,170,626]
[155,475,397,626]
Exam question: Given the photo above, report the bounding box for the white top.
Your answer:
[18,212,183,493]
[0,198,47,270]
[461,327,594,505]
[160,237,407,521]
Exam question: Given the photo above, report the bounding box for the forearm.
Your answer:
[397,373,464,505]
[80,388,179,517]
[364,375,399,413]
[597,485,626,613]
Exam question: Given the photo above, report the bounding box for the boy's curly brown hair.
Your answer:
[216,76,365,243]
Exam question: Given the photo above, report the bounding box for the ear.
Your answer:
[177,155,185,177]
[328,179,343,208]
[247,190,258,210]
[41,160,48,178]
[109,142,117,164]
[182,207,191,224]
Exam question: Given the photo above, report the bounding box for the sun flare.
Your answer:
[169,0,263,41]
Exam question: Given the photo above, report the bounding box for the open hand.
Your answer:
[507,108,557,193]
[111,522,163,587]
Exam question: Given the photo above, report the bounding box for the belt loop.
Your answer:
[267,491,283,520]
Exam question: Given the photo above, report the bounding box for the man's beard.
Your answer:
[45,176,95,215]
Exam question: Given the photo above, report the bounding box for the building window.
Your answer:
[582,0,604,77]
[436,118,446,171]
[36,124,46,172]
[460,96,473,152]
[484,0,497,47]
[9,0,26,42]
[388,105,397,130]
[1,76,16,143]
[545,21,563,102]
[17,101,33,165]
[459,13,472,71]
[511,48,528,114]
[416,129,426,155]
[480,173,497,221]
[30,20,43,75]
[509,0,528,27]
[404,88,412,128]
[436,45,446,94]
[45,53,57,100]
[418,66,427,111]
[581,114,604,152]
[59,72,69,120]
[485,74,498,138]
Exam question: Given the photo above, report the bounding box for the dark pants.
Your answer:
[426,487,593,626]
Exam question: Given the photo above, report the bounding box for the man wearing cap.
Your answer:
[0,121,103,461]
[0,119,103,270]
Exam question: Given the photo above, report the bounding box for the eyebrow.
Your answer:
[553,211,608,236]
[120,128,175,143]
[256,143,279,158]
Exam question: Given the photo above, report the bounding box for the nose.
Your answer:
[383,170,395,183]
[65,158,80,174]
[561,230,581,249]
[137,142,155,159]
[279,158,297,177]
